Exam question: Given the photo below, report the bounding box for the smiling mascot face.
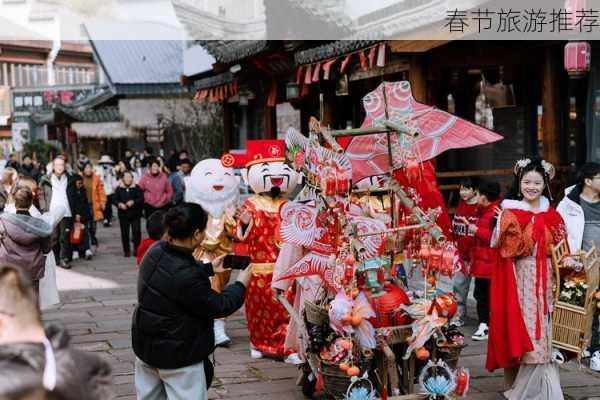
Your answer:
[186,158,240,217]
[242,161,299,197]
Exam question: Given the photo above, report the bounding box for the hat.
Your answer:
[98,155,114,165]
[221,140,286,168]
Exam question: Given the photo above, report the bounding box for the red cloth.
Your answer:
[470,199,501,279]
[452,200,480,263]
[393,162,453,240]
[486,207,566,371]
[136,238,156,265]
[486,252,533,371]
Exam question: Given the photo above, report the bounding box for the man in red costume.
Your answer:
[226,140,300,361]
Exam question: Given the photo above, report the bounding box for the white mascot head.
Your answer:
[226,140,299,198]
[185,158,240,218]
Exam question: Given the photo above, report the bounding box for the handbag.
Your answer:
[69,222,85,245]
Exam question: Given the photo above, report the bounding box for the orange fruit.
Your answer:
[415,347,430,360]
[594,291,600,301]
[346,366,360,377]
[351,315,363,327]
[339,363,350,372]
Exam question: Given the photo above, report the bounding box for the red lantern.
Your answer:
[321,167,337,197]
[366,283,412,328]
[564,42,591,76]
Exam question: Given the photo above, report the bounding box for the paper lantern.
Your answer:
[366,283,412,328]
[564,42,591,76]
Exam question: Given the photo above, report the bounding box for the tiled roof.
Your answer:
[83,21,184,85]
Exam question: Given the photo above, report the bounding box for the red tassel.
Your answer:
[359,51,368,71]
[368,46,377,68]
[340,54,352,74]
[312,62,321,82]
[296,66,304,84]
[304,64,313,84]
[322,59,336,80]
[376,43,386,67]
[232,80,238,95]
[300,82,310,97]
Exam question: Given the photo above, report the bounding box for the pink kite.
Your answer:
[344,81,503,183]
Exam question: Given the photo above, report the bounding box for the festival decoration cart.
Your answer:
[551,240,599,359]
[275,81,502,399]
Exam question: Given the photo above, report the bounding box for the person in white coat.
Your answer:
[96,155,118,228]
[556,162,600,370]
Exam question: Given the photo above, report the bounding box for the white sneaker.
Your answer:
[72,251,79,260]
[250,348,264,359]
[85,249,93,260]
[591,351,600,372]
[472,323,489,341]
[552,349,565,364]
[213,319,230,347]
[284,353,303,365]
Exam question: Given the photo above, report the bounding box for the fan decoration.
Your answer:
[273,80,497,399]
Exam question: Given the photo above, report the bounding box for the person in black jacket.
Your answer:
[65,175,92,261]
[113,171,144,257]
[132,203,251,400]
[0,265,112,400]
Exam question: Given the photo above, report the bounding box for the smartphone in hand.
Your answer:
[223,254,252,270]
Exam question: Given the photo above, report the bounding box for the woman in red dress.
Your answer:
[487,158,566,399]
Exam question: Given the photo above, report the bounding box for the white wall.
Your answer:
[117,0,182,27]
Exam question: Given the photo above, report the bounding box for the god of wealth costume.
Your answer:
[184,158,241,346]
[224,140,300,359]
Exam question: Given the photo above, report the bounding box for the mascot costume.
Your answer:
[185,158,240,346]
[223,140,300,360]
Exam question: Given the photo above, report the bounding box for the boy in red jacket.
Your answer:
[468,180,502,341]
[451,177,480,326]
[136,211,166,265]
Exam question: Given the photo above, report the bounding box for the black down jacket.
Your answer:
[0,323,112,400]
[132,241,245,369]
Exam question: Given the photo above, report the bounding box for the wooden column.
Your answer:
[262,104,276,139]
[320,90,335,128]
[409,55,427,103]
[542,46,561,166]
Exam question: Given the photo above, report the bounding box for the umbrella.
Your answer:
[344,81,504,183]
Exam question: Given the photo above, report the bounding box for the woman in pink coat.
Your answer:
[138,159,173,218]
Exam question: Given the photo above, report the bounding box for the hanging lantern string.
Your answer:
[299,43,382,68]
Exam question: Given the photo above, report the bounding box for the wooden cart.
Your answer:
[551,241,599,358]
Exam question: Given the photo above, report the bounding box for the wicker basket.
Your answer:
[551,243,599,358]
[304,300,329,326]
[320,356,373,399]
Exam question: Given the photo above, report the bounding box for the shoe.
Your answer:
[552,349,565,364]
[472,323,489,341]
[591,351,600,372]
[59,260,71,270]
[284,353,303,365]
[450,319,465,328]
[85,249,93,260]
[91,238,98,246]
[214,319,231,347]
[72,251,79,261]
[103,219,109,227]
[250,348,263,359]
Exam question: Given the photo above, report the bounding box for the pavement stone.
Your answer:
[42,222,600,399]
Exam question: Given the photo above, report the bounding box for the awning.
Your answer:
[71,122,136,139]
[118,98,198,129]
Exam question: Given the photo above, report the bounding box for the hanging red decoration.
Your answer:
[365,283,412,328]
[564,41,591,76]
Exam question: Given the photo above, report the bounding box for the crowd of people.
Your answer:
[0,148,196,269]
[0,148,599,400]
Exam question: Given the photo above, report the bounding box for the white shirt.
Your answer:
[50,174,71,217]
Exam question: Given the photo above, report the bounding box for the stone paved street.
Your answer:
[42,223,600,400]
